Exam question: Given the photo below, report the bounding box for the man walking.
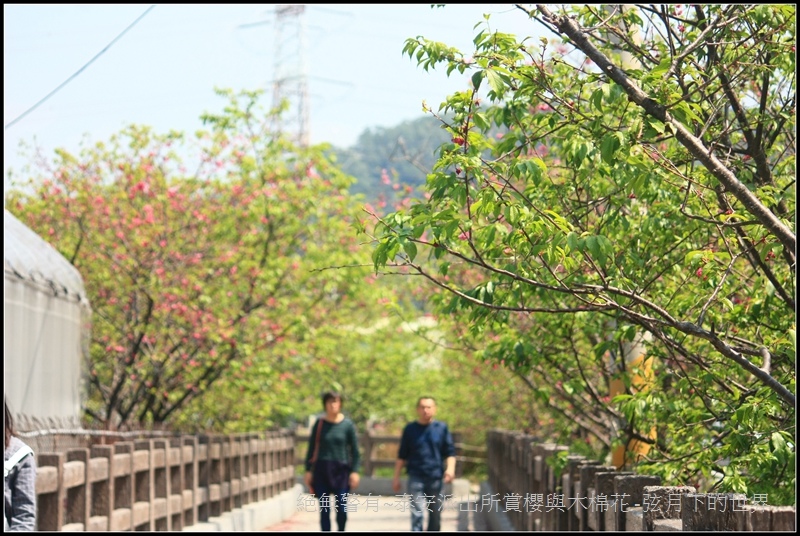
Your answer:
[392,396,456,531]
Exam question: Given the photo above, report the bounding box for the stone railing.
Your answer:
[486,430,795,532]
[33,430,295,531]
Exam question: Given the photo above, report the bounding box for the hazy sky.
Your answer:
[4,4,547,189]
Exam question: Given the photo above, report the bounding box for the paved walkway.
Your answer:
[262,493,472,532]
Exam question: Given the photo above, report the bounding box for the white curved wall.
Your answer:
[4,209,91,425]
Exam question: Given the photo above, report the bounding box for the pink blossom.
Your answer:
[143,204,155,224]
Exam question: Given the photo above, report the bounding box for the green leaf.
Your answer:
[566,231,579,252]
[575,142,589,164]
[593,340,616,361]
[591,88,603,112]
[473,112,490,131]
[513,341,526,360]
[531,157,547,176]
[684,250,705,264]
[644,117,665,136]
[650,56,672,78]
[600,133,621,164]
[585,235,599,260]
[485,69,505,95]
[515,160,544,186]
[483,225,497,246]
[471,70,484,92]
[403,239,418,261]
[720,297,734,311]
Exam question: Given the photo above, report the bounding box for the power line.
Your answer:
[4,5,156,131]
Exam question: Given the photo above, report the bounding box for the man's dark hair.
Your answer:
[417,396,436,406]
[322,391,343,408]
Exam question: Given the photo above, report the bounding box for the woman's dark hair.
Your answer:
[321,391,343,408]
[5,398,15,449]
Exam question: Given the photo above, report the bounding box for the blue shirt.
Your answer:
[398,420,456,479]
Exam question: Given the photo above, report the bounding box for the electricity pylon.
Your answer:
[272,4,309,148]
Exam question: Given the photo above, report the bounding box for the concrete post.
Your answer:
[89,445,114,531]
[614,473,661,531]
[642,485,695,531]
[65,448,91,530]
[682,492,748,531]
[37,452,65,531]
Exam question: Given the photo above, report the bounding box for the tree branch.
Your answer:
[534,5,796,259]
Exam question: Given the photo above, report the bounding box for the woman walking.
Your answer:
[304,391,360,531]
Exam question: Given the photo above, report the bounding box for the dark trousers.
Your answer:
[313,459,351,531]
[314,486,349,531]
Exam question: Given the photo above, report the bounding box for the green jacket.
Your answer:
[304,417,361,473]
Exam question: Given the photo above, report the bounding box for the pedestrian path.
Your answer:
[262,493,473,532]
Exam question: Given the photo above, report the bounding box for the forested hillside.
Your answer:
[331,115,451,203]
